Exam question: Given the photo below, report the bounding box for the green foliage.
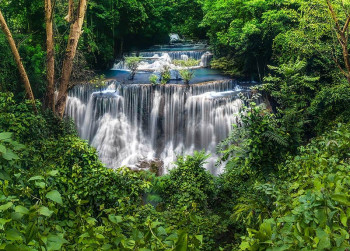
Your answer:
[91,75,107,92]
[3,0,350,250]
[309,83,350,133]
[125,57,141,80]
[218,96,288,176]
[201,0,299,78]
[160,66,171,85]
[149,74,159,85]
[173,59,200,67]
[263,59,319,146]
[0,92,207,250]
[179,70,195,85]
[158,151,215,209]
[240,123,350,250]
[210,57,241,76]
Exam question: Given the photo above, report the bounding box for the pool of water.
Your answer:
[104,68,230,84]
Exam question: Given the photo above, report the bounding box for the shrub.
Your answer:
[179,69,195,85]
[149,74,159,85]
[125,57,141,80]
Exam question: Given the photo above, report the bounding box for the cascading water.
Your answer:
[66,80,246,175]
[66,40,252,175]
[112,51,211,71]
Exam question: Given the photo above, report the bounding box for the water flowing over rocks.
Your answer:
[66,80,248,175]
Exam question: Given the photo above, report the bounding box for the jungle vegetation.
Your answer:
[1,0,350,250]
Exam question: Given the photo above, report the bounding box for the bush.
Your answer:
[240,123,350,250]
[125,57,141,80]
[179,69,195,85]
[157,151,215,209]
[149,74,159,85]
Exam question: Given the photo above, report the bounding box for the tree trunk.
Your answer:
[0,9,37,113]
[326,0,350,83]
[44,0,55,112]
[55,0,87,118]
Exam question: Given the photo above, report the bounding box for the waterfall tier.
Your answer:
[66,80,246,174]
[112,51,213,71]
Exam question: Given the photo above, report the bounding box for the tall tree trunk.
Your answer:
[326,0,350,83]
[0,10,37,113]
[44,0,55,112]
[55,0,87,118]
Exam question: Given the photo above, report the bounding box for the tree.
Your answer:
[0,9,37,113]
[125,57,141,80]
[55,0,88,118]
[326,0,350,83]
[44,0,55,112]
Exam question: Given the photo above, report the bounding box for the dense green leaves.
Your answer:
[0,93,205,250]
[240,124,350,250]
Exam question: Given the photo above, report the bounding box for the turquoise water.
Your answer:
[104,68,230,84]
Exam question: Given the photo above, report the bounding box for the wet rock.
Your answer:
[136,159,164,176]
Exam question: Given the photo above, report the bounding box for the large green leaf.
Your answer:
[0,144,6,154]
[2,149,19,161]
[0,132,12,141]
[47,234,68,251]
[5,229,22,241]
[0,202,13,212]
[175,231,188,251]
[332,194,350,206]
[38,206,53,217]
[28,176,45,181]
[46,190,63,205]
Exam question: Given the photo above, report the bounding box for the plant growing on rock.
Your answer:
[91,74,107,93]
[125,57,141,80]
[160,65,171,85]
[173,59,199,67]
[149,74,159,85]
[179,69,194,85]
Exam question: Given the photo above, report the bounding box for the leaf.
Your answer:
[0,202,13,212]
[95,233,105,239]
[35,182,46,189]
[47,234,68,251]
[25,222,37,244]
[5,229,22,241]
[121,239,135,249]
[48,170,59,177]
[28,176,45,181]
[15,206,29,215]
[0,218,11,225]
[0,132,12,141]
[195,235,203,244]
[108,215,122,224]
[151,221,162,228]
[332,194,350,206]
[0,144,6,154]
[46,190,63,205]
[86,217,97,225]
[2,150,19,161]
[316,228,331,249]
[175,231,188,251]
[38,206,53,217]
[341,211,347,227]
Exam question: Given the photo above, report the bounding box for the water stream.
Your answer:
[66,43,249,175]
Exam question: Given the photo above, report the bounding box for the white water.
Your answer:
[66,80,245,175]
[111,51,213,72]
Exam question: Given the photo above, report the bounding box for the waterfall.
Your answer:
[66,80,245,175]
[112,51,212,70]
[200,52,214,67]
